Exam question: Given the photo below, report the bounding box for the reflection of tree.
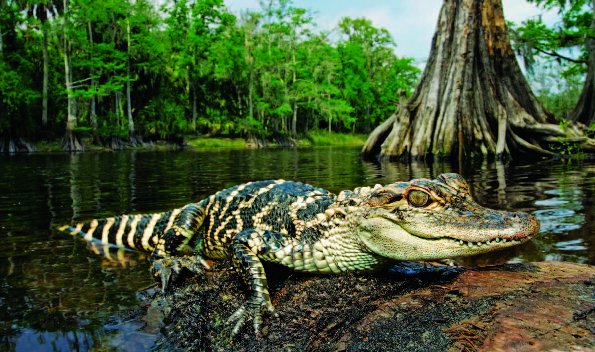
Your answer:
[495,162,507,208]
[362,160,453,184]
[69,154,81,221]
[0,152,156,351]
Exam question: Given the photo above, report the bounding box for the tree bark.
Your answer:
[62,0,83,152]
[88,22,98,139]
[362,0,585,161]
[244,20,255,121]
[41,23,49,128]
[292,101,298,138]
[569,0,595,126]
[192,87,198,132]
[126,19,135,142]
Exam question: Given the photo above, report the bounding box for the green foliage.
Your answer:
[187,137,247,149]
[509,0,592,76]
[588,123,595,138]
[549,137,585,158]
[336,17,420,131]
[529,61,584,119]
[0,2,40,134]
[0,0,420,142]
[508,0,592,121]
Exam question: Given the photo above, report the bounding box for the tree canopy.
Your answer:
[0,0,420,150]
[509,0,594,126]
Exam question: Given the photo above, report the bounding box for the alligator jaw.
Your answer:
[356,213,539,261]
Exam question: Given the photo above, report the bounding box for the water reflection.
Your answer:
[0,148,593,351]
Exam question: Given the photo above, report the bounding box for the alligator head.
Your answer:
[355,173,540,260]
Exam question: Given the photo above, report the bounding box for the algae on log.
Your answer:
[362,0,588,161]
[130,261,594,351]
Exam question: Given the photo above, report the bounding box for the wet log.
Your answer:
[126,261,594,351]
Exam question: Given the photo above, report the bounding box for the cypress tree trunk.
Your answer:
[62,0,83,152]
[363,0,587,161]
[192,87,198,132]
[41,22,49,128]
[292,101,298,138]
[88,21,98,140]
[126,19,136,144]
[569,0,595,127]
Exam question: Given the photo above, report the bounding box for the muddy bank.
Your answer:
[123,261,594,351]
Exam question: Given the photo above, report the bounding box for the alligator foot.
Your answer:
[151,255,210,291]
[228,296,276,337]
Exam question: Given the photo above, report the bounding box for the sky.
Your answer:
[224,0,558,62]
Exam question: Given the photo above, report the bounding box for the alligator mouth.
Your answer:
[375,213,538,249]
[408,233,524,247]
[446,237,523,247]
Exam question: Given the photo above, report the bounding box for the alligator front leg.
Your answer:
[151,254,210,291]
[151,203,209,291]
[229,229,285,337]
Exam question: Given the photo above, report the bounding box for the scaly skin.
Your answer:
[59,173,539,336]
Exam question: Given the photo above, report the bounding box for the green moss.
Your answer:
[300,131,368,147]
[186,137,247,150]
[34,141,63,152]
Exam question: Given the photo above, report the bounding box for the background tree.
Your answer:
[362,0,590,161]
[0,0,421,151]
[337,18,419,133]
[0,0,38,152]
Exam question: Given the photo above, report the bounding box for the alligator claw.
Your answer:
[151,255,210,291]
[228,297,275,337]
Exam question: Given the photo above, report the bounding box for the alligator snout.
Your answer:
[510,211,540,241]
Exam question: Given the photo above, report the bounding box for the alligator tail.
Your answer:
[58,202,206,256]
[59,211,177,253]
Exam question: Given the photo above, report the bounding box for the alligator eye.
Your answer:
[407,190,431,207]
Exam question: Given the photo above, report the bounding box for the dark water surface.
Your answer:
[1,148,593,351]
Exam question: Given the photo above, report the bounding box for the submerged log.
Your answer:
[362,0,590,161]
[121,261,594,351]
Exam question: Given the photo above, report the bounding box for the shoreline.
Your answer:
[8,132,368,154]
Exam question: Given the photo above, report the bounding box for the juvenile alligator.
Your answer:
[59,173,539,336]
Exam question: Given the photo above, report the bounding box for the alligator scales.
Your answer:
[60,173,539,335]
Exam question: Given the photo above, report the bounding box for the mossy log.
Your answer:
[121,261,594,351]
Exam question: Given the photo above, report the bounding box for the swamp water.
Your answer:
[0,147,593,351]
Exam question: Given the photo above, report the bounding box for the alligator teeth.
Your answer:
[458,239,503,247]
[502,238,507,243]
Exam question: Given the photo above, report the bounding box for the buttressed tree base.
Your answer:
[362,0,590,161]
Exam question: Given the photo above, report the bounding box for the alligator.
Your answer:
[59,173,539,336]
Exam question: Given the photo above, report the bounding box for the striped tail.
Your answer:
[59,209,182,254]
